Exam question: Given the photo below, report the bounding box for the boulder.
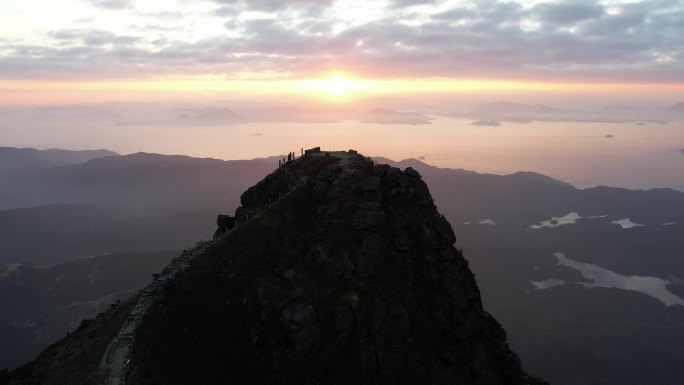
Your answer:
[404,167,421,179]
[217,214,236,230]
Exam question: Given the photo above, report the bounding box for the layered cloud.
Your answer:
[0,0,682,82]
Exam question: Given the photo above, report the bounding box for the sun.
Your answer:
[297,74,377,100]
[320,76,354,96]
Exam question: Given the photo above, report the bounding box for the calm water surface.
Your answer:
[532,252,684,306]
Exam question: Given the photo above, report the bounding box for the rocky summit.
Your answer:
[2,149,545,385]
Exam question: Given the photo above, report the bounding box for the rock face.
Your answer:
[124,151,536,385]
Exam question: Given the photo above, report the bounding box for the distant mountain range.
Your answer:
[0,147,117,180]
[436,100,682,124]
[664,102,684,111]
[115,105,433,126]
[0,149,275,210]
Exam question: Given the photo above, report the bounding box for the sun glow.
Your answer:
[2,77,684,106]
[322,76,353,95]
[302,75,375,98]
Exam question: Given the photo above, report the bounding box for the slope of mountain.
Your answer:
[374,158,684,385]
[0,148,280,371]
[0,251,175,370]
[0,296,138,385]
[375,158,684,279]
[2,151,545,385]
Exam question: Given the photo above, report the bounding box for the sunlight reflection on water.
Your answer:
[532,252,684,306]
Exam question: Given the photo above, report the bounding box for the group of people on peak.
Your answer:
[279,151,299,168]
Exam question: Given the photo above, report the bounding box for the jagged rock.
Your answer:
[280,301,320,353]
[435,215,456,245]
[214,214,236,238]
[360,176,381,192]
[234,205,250,223]
[373,164,390,177]
[355,207,386,230]
[404,167,421,179]
[217,214,235,229]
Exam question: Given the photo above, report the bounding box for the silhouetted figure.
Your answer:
[287,153,292,163]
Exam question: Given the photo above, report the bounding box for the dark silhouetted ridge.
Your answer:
[3,150,546,385]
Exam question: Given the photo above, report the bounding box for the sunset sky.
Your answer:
[1,0,683,104]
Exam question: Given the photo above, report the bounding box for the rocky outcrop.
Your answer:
[2,150,545,385]
[213,214,235,238]
[124,151,539,385]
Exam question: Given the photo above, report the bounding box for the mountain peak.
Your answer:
[4,149,543,385]
[126,149,535,384]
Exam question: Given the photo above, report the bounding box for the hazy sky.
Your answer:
[1,0,683,104]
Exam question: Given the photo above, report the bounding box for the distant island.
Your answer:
[471,120,501,126]
[664,102,684,112]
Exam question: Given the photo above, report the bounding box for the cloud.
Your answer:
[532,1,604,25]
[390,0,439,8]
[50,29,140,46]
[1,0,683,82]
[89,0,131,9]
[210,0,334,12]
